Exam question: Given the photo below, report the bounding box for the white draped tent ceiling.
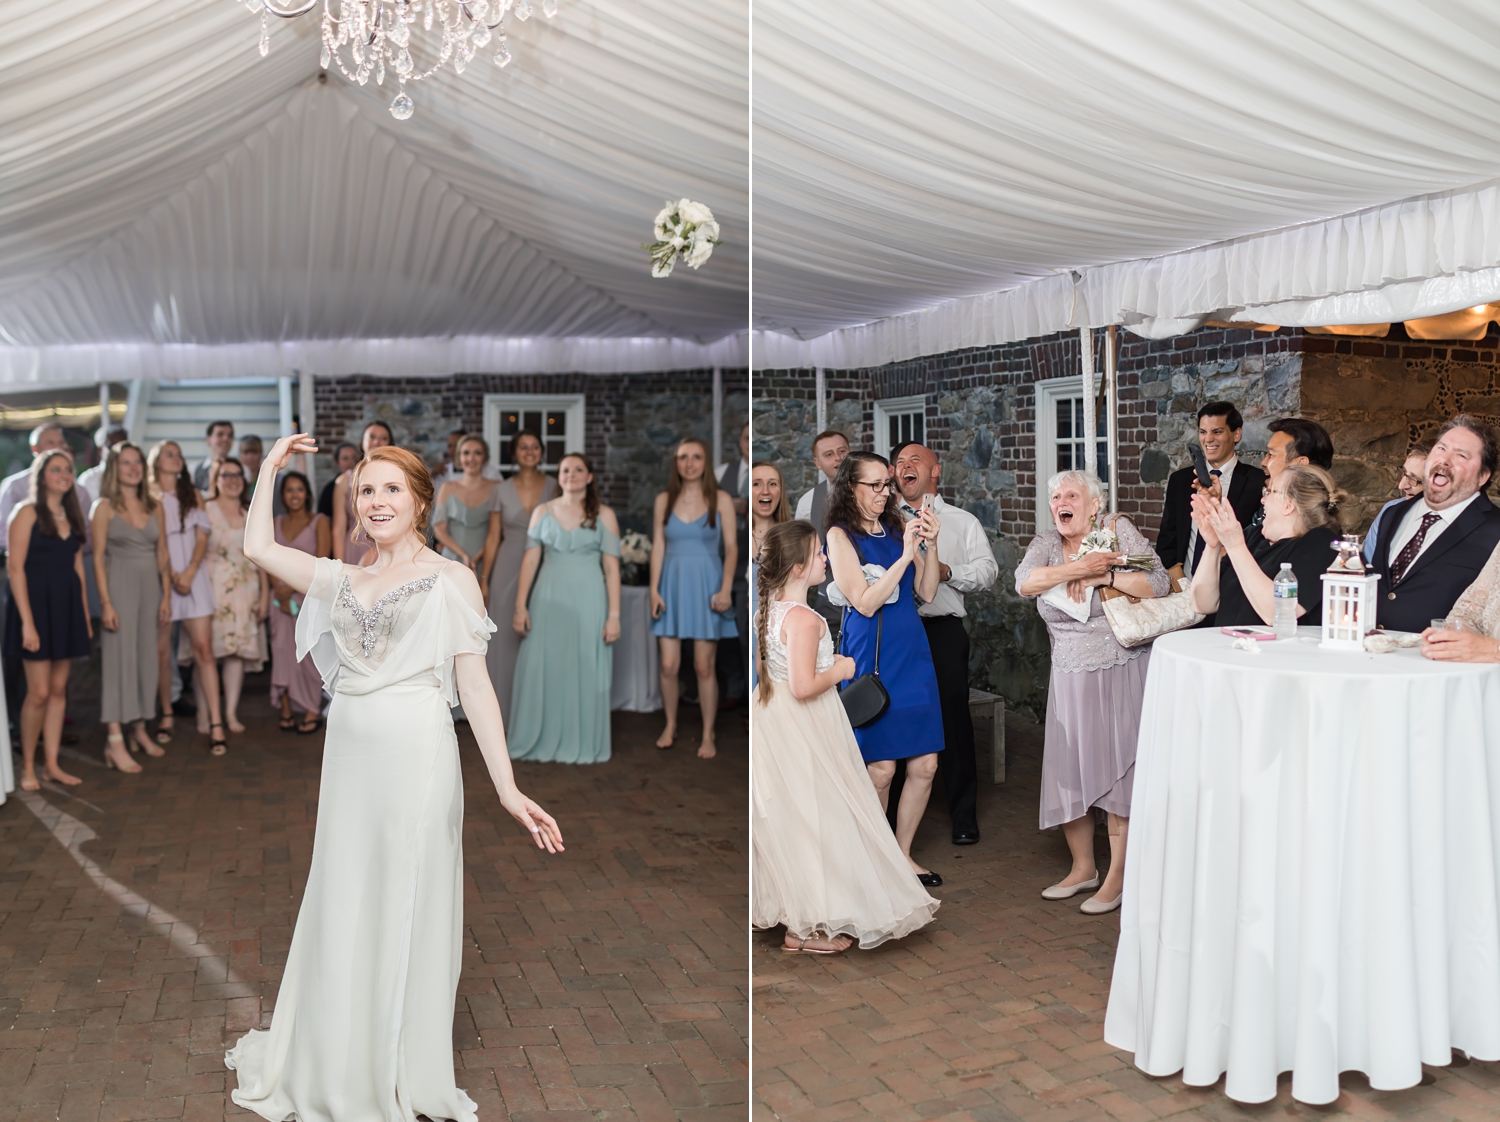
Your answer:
[0,0,748,388]
[753,0,1500,369]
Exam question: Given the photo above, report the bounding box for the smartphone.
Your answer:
[1220,626,1274,640]
[1189,443,1214,488]
[920,493,936,513]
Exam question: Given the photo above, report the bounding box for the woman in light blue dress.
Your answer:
[649,438,738,759]
[432,434,500,584]
[508,453,621,764]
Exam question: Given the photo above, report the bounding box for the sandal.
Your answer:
[279,716,298,732]
[782,934,850,956]
[209,722,228,757]
[296,716,322,735]
[104,732,143,774]
[154,716,174,744]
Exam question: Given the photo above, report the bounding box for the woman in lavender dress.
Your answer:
[269,472,330,734]
[1016,469,1168,916]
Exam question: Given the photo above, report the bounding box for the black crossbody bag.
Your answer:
[837,534,891,729]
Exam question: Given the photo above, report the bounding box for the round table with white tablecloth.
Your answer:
[611,584,662,712]
[1105,626,1500,1105]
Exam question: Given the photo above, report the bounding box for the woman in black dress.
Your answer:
[1189,463,1345,627]
[6,448,93,790]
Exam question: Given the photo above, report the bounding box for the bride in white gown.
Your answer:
[226,435,563,1122]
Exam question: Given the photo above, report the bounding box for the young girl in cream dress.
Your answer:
[751,519,939,954]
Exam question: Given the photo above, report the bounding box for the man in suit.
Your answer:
[1369,414,1500,634]
[793,429,849,636]
[1156,401,1264,578]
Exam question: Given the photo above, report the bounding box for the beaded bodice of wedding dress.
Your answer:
[766,599,836,681]
[335,571,438,662]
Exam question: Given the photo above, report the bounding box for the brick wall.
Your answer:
[313,369,749,530]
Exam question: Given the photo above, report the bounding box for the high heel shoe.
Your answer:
[209,723,228,757]
[104,733,143,774]
[154,716,174,744]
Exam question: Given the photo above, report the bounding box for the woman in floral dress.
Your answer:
[204,459,269,734]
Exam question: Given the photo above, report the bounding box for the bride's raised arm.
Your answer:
[245,434,322,594]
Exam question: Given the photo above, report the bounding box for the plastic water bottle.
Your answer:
[1273,563,1299,638]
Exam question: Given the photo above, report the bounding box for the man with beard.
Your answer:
[1369,414,1500,634]
[880,441,998,846]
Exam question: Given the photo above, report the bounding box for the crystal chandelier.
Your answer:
[239,0,557,120]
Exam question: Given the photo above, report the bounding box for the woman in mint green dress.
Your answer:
[509,453,621,764]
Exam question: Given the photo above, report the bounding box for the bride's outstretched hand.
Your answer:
[267,433,318,473]
[501,790,564,853]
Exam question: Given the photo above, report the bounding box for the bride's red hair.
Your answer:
[352,446,435,538]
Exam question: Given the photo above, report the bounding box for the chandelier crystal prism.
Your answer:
[237,0,556,119]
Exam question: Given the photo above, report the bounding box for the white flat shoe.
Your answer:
[1041,876,1099,901]
[1080,893,1122,915]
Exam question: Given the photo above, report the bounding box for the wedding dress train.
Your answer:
[226,556,495,1122]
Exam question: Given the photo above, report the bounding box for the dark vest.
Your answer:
[719,455,749,570]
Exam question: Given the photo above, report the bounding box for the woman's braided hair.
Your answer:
[754,519,822,705]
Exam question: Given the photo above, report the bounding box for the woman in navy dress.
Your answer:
[650,437,738,759]
[5,449,93,791]
[826,451,945,887]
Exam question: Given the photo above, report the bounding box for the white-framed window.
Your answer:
[482,394,585,474]
[1034,376,1110,529]
[873,395,927,459]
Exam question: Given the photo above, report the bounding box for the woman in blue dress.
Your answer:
[509,453,621,764]
[825,451,945,888]
[649,437,738,759]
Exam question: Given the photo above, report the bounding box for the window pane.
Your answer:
[889,416,899,448]
[1057,445,1072,471]
[913,414,923,445]
[500,411,519,436]
[523,411,543,436]
[1056,398,1072,439]
[1074,399,1084,436]
[500,438,515,465]
[546,411,566,436]
[546,440,565,466]
[1097,407,1108,438]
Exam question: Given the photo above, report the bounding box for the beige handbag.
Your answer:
[1099,561,1205,647]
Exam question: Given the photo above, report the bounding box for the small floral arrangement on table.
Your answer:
[1071,523,1158,570]
[643,198,721,278]
[619,530,652,585]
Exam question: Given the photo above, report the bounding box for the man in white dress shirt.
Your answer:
[886,441,1000,845]
[0,423,74,537]
[794,430,850,635]
[78,424,128,504]
[192,420,236,492]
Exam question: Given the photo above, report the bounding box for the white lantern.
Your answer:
[1320,571,1380,649]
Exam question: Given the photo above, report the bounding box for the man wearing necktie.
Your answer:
[1155,402,1265,589]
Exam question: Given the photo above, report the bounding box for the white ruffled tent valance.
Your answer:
[753,0,1500,370]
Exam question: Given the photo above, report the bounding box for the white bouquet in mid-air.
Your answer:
[619,531,651,566]
[1071,523,1156,570]
[644,199,721,278]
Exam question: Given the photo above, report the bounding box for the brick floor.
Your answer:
[0,673,747,1122]
[752,712,1500,1121]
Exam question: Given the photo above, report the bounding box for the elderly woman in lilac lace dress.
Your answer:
[1015,469,1169,917]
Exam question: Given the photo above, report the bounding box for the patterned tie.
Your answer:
[1390,512,1442,586]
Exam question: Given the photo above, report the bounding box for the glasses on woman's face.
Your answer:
[855,479,892,495]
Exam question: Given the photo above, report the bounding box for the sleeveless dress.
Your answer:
[206,503,266,669]
[225,557,495,1122]
[162,493,214,620]
[486,475,558,724]
[269,514,326,716]
[2,522,90,661]
[508,510,620,764]
[751,600,940,948]
[99,512,162,723]
[651,510,738,640]
[838,528,944,763]
[435,487,494,566]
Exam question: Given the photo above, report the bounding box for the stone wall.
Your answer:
[313,370,748,531]
[755,324,1500,718]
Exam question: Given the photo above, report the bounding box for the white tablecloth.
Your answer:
[1105,626,1500,1105]
[611,585,661,712]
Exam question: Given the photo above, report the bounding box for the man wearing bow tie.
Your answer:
[884,441,999,846]
[1155,402,1265,579]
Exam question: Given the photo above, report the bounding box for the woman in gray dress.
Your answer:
[1015,469,1168,916]
[433,433,500,583]
[487,431,558,724]
[90,442,172,772]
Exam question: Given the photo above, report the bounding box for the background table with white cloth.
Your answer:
[611,585,661,712]
[1105,626,1500,1106]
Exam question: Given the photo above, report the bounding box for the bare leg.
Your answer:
[893,752,938,873]
[657,637,681,748]
[1096,813,1129,902]
[221,657,246,732]
[156,619,175,737]
[866,760,895,811]
[183,618,223,733]
[40,661,78,785]
[129,719,163,756]
[1057,815,1100,888]
[18,660,50,790]
[694,639,719,759]
[281,694,293,720]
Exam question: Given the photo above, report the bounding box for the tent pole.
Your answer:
[1079,327,1097,478]
[1105,325,1118,514]
[98,382,110,437]
[815,366,827,444]
[712,366,724,475]
[298,373,317,492]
